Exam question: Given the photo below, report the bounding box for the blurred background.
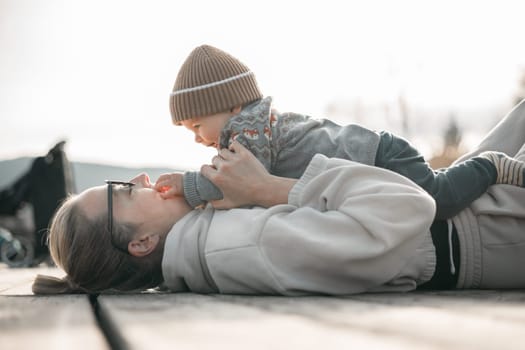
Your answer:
[2,0,525,173]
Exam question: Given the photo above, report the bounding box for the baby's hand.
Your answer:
[154,172,184,199]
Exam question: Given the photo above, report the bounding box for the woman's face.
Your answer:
[77,173,192,238]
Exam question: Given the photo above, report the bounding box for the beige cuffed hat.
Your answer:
[169,45,263,123]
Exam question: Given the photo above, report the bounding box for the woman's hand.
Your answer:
[201,141,296,209]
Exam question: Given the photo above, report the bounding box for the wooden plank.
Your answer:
[0,295,108,349]
[222,291,525,349]
[99,291,525,350]
[4,265,525,350]
[0,266,108,349]
[99,293,418,350]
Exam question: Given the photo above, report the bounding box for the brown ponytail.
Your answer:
[32,274,87,294]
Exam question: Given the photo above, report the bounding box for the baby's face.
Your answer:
[179,109,236,149]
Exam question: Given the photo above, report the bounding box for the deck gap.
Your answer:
[89,294,130,350]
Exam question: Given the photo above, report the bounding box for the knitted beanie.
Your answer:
[169,45,263,123]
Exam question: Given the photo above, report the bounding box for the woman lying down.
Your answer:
[33,100,525,294]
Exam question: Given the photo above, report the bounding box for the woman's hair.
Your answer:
[32,195,164,294]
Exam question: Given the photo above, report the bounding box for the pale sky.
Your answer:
[1,0,525,170]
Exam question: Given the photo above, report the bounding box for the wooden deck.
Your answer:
[2,265,525,349]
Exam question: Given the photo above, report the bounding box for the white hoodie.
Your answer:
[162,154,436,295]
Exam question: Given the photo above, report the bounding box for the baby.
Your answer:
[157,44,525,220]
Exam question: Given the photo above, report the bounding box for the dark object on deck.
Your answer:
[0,141,75,267]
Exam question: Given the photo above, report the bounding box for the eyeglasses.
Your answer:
[106,180,135,253]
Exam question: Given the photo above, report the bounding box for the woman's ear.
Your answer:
[128,233,160,257]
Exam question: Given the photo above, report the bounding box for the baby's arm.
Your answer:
[155,170,224,207]
[154,172,184,199]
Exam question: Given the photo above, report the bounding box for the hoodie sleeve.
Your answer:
[182,171,223,208]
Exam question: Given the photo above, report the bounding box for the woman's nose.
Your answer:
[195,134,203,143]
[129,173,151,187]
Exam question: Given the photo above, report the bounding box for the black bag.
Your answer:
[0,141,75,267]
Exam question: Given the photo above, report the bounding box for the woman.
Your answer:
[33,150,436,294]
[33,100,525,294]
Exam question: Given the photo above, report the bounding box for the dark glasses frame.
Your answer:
[105,180,135,254]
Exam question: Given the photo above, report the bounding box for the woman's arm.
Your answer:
[201,141,296,209]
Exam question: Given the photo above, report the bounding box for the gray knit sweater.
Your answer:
[182,97,381,207]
